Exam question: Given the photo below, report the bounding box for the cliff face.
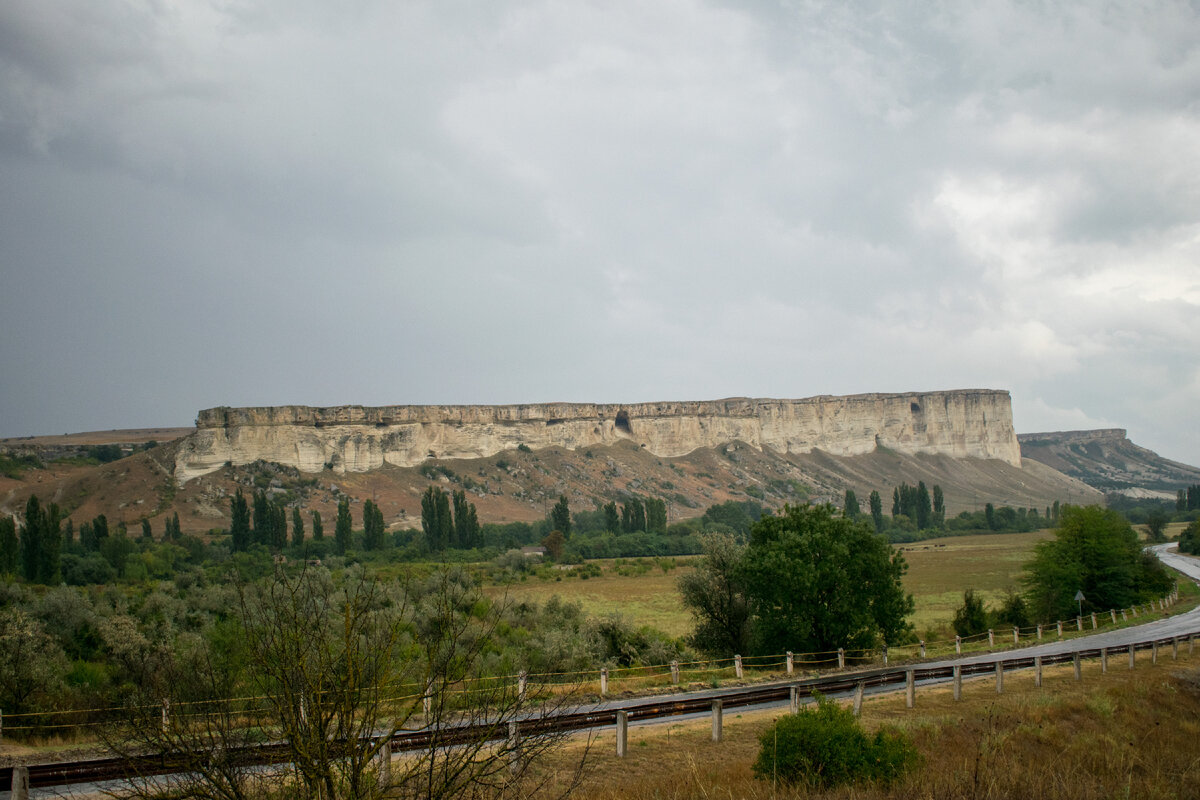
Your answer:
[174,389,1021,483]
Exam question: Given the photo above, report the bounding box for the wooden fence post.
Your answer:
[1076,616,1083,632]
[995,661,1004,694]
[1110,609,1117,624]
[600,667,608,696]
[786,651,794,675]
[789,686,799,713]
[853,682,864,717]
[1012,627,1019,644]
[671,661,680,685]
[1173,637,1179,660]
[838,648,845,669]
[919,640,926,658]
[905,669,915,708]
[1073,652,1082,681]
[1122,609,1128,621]
[1036,624,1042,640]
[1129,644,1136,669]
[1132,606,1138,618]
[161,698,170,734]
[1034,655,1043,687]
[423,680,433,717]
[735,654,743,679]
[882,645,888,666]
[1090,613,1097,630]
[1100,647,1107,673]
[518,671,528,701]
[1152,641,1158,665]
[953,664,962,700]
[711,700,723,742]
[988,629,994,647]
[1057,620,1063,637]
[955,635,962,653]
[615,711,628,757]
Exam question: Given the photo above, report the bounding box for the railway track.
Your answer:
[4,630,1196,794]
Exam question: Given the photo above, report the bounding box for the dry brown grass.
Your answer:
[531,650,1200,799]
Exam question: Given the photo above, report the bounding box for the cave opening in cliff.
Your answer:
[911,402,921,414]
[615,410,632,434]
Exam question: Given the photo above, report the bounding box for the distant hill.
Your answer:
[1019,429,1200,498]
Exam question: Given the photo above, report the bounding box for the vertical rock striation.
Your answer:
[173,389,1021,482]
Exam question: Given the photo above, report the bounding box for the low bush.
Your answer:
[752,696,917,789]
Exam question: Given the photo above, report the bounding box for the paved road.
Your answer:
[602,543,1200,713]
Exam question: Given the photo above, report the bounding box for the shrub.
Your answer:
[753,696,917,788]
[952,589,989,638]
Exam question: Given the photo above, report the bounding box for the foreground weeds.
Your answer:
[534,657,1200,799]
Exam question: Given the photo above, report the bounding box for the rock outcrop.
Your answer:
[174,389,1021,483]
[1019,429,1200,496]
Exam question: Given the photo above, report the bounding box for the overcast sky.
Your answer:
[2,1,1198,466]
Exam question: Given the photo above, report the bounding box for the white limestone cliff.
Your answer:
[173,389,1021,483]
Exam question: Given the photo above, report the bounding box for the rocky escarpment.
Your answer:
[173,389,1020,483]
[1019,429,1200,496]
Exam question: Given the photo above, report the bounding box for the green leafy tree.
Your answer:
[1179,520,1200,555]
[38,503,61,585]
[932,484,945,525]
[19,495,42,581]
[0,516,17,574]
[541,529,565,561]
[869,490,883,532]
[291,506,305,547]
[141,519,153,540]
[645,497,668,534]
[915,482,932,530]
[740,505,913,655]
[230,489,251,552]
[843,489,860,520]
[362,499,386,550]
[452,491,480,549]
[311,509,324,541]
[603,502,619,533]
[251,490,268,546]
[985,502,997,530]
[1023,505,1173,621]
[421,486,453,551]
[550,495,572,538]
[678,532,751,656]
[951,589,989,638]
[1145,511,1169,542]
[335,498,352,555]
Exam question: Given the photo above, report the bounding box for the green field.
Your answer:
[489,530,1054,640]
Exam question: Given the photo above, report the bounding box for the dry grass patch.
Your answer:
[532,653,1200,799]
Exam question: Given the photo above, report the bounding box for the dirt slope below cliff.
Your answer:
[3,437,1098,537]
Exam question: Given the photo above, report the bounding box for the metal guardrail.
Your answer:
[5,629,1196,791]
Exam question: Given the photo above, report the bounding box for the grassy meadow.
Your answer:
[488,530,1055,642]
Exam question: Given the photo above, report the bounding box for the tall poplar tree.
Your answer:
[292,506,305,547]
[868,490,883,532]
[20,494,42,581]
[310,509,324,540]
[230,489,251,552]
[335,498,352,555]
[0,516,17,574]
